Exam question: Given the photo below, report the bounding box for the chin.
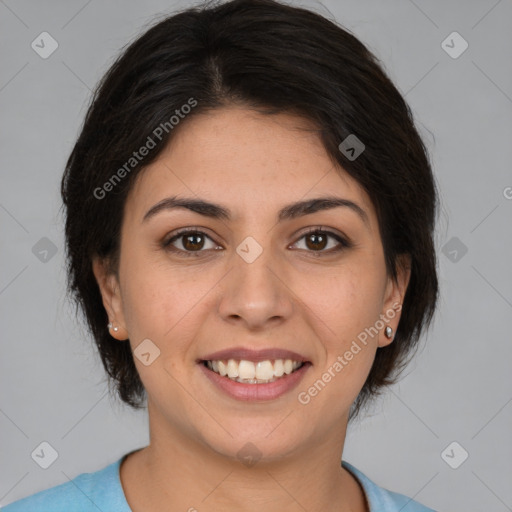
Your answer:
[195,416,308,465]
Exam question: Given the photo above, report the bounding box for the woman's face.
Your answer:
[94,106,409,461]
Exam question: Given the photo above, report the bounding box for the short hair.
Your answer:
[60,0,439,422]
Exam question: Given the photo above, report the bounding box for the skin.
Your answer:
[93,106,410,512]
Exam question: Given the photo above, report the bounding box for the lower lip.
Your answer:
[198,362,311,401]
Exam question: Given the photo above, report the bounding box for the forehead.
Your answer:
[125,107,376,227]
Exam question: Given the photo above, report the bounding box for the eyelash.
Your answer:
[162,227,352,258]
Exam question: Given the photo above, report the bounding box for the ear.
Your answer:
[92,255,129,340]
[378,253,411,348]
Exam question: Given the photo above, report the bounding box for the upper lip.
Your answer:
[199,347,310,363]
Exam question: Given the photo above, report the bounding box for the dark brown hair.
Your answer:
[60,0,439,422]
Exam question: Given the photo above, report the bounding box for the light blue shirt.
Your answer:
[1,455,436,511]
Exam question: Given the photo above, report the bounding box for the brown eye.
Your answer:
[292,228,351,255]
[163,229,219,257]
[305,232,328,251]
[181,232,205,251]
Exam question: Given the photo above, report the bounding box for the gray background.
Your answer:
[1,0,511,510]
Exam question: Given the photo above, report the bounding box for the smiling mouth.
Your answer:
[202,359,307,384]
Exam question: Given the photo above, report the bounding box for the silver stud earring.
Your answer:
[107,322,119,333]
[385,326,393,339]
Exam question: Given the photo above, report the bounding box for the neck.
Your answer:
[120,408,368,512]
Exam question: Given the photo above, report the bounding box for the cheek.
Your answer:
[118,243,171,339]
[119,247,215,344]
[305,264,385,343]
[296,264,383,404]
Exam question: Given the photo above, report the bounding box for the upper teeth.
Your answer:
[206,359,303,383]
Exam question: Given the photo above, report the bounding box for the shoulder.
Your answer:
[342,461,437,512]
[1,457,130,512]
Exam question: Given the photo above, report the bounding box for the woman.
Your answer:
[3,0,439,510]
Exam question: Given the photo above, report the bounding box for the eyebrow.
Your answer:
[142,195,370,228]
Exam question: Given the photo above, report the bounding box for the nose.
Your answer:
[217,246,294,331]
